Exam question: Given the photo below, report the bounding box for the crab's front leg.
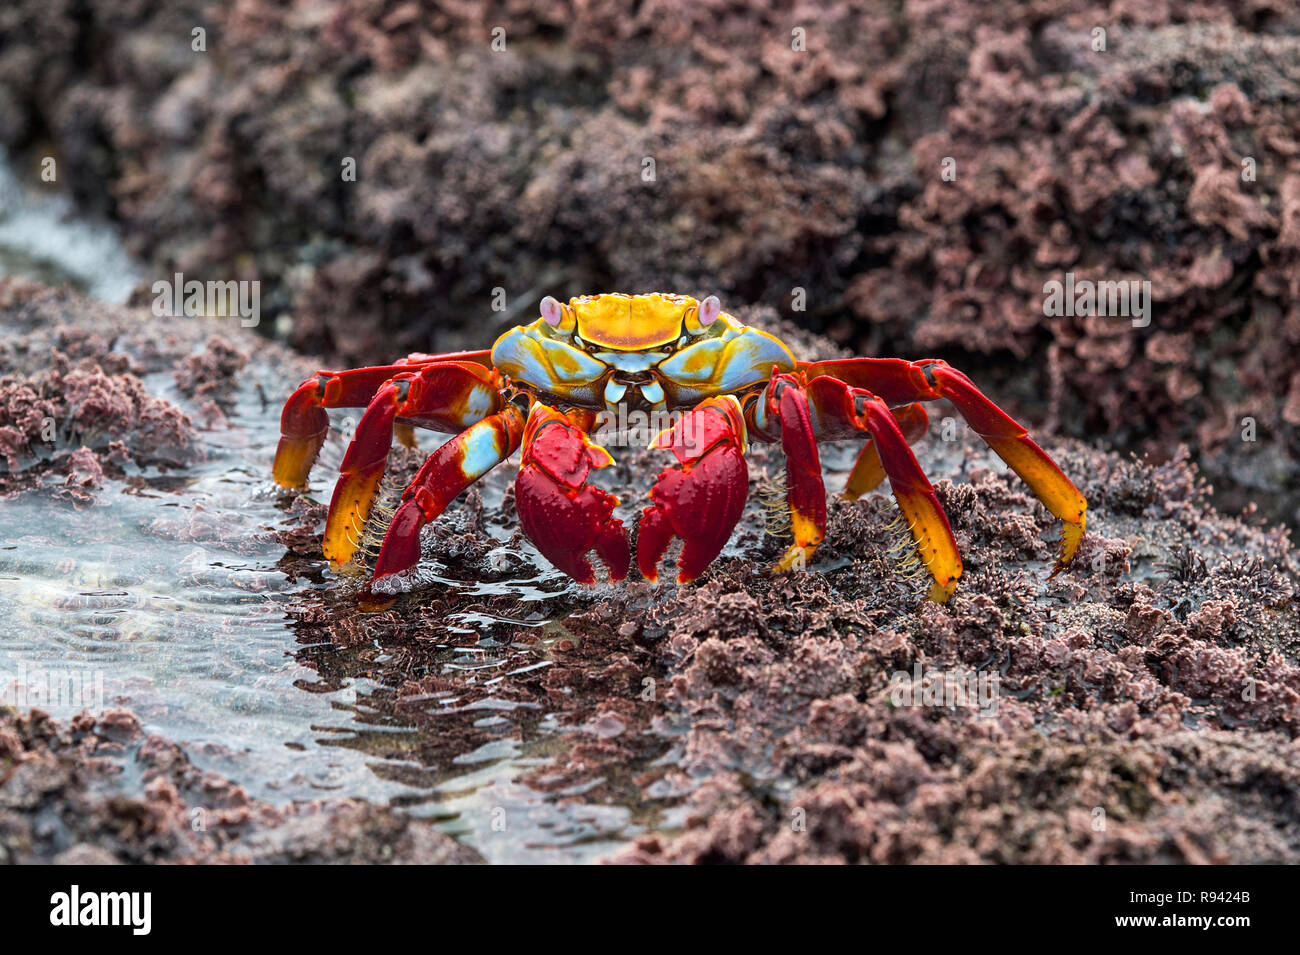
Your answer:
[369,397,529,585]
[766,381,825,573]
[512,404,630,583]
[637,396,750,585]
[272,350,492,489]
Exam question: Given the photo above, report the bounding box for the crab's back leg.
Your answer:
[368,397,529,586]
[273,350,491,488]
[768,384,825,573]
[844,402,929,500]
[802,357,1087,571]
[513,404,631,585]
[323,360,504,569]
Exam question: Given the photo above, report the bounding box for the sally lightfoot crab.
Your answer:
[273,293,1086,602]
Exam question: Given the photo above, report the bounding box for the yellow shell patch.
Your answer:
[570,292,695,351]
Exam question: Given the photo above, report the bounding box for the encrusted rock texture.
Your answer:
[0,707,481,863]
[2,1,1298,517]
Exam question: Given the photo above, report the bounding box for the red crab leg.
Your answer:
[754,372,961,602]
[849,391,962,603]
[370,400,529,584]
[766,381,826,573]
[273,350,491,489]
[844,402,929,500]
[514,405,631,584]
[637,396,750,585]
[322,361,504,569]
[801,357,1087,571]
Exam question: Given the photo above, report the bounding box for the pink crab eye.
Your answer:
[698,295,721,326]
[540,296,563,327]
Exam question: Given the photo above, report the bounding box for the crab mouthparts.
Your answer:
[604,375,665,409]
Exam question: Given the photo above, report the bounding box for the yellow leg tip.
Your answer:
[774,543,817,573]
[927,579,958,603]
[272,436,324,489]
[1050,510,1087,576]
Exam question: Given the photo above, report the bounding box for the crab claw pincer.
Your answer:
[637,396,749,585]
[514,408,630,584]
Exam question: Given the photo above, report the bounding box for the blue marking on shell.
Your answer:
[539,339,607,383]
[656,339,725,385]
[491,327,607,390]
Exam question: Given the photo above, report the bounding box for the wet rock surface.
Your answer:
[2,2,1298,526]
[4,282,1294,863]
[0,707,481,864]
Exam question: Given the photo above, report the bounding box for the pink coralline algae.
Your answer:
[0,280,196,497]
[0,708,481,864]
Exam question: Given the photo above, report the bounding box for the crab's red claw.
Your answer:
[370,404,527,584]
[514,408,629,584]
[637,397,749,585]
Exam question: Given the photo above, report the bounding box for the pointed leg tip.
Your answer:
[674,564,708,585]
[272,471,307,492]
[773,543,816,574]
[927,579,958,604]
[1051,516,1087,575]
[272,436,325,489]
